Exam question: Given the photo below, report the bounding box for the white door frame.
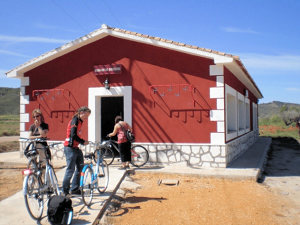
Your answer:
[88,86,132,142]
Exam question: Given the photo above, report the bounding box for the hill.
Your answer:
[0,87,20,115]
[258,101,300,119]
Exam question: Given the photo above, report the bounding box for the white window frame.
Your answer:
[225,85,238,141]
[237,93,246,136]
[245,98,250,131]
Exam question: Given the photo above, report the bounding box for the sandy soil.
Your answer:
[0,168,24,201]
[106,137,300,225]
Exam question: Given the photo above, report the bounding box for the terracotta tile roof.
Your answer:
[106,24,237,58]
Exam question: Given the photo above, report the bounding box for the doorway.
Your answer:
[101,96,124,140]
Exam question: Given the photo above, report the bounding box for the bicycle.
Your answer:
[21,138,62,220]
[99,138,149,167]
[80,142,109,206]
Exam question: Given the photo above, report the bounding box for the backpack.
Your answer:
[47,195,73,225]
[119,123,135,142]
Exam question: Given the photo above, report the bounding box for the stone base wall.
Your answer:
[19,130,259,168]
[226,131,258,165]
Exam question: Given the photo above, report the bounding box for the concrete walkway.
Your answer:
[0,136,272,225]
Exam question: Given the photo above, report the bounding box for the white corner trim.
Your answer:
[20,122,26,132]
[20,95,29,105]
[216,76,224,87]
[217,121,225,132]
[88,86,132,142]
[210,132,225,145]
[210,110,224,121]
[20,87,25,95]
[21,77,29,86]
[217,99,224,110]
[20,113,29,123]
[20,104,25,114]
[210,87,224,99]
[20,131,30,139]
[209,65,224,76]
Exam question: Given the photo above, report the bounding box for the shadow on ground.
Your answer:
[259,137,300,182]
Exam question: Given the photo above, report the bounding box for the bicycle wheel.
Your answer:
[48,165,60,195]
[81,166,94,206]
[24,173,44,220]
[97,160,109,193]
[131,145,149,167]
[99,147,115,165]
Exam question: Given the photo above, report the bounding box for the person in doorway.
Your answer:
[108,116,133,169]
[29,109,49,163]
[62,106,91,196]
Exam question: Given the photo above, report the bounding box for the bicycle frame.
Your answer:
[80,152,101,189]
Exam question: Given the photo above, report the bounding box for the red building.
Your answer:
[6,24,262,168]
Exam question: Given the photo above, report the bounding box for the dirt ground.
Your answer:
[0,168,24,201]
[0,137,300,224]
[106,137,300,225]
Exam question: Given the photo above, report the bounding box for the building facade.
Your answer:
[6,24,262,168]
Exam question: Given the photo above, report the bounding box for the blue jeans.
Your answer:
[62,146,84,193]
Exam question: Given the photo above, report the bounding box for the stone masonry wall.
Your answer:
[19,131,258,168]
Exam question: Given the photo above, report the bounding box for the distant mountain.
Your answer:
[0,87,20,115]
[258,101,300,118]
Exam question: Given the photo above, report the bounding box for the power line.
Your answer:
[50,0,89,33]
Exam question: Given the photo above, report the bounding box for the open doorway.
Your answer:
[101,96,124,140]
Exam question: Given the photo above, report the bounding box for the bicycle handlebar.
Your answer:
[20,137,48,143]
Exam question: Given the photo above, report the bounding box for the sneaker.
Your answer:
[70,189,81,195]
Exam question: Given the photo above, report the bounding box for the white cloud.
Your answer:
[221,27,259,34]
[0,49,29,58]
[286,87,300,92]
[238,53,300,72]
[0,34,71,44]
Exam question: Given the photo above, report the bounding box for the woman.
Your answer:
[108,116,133,169]
[29,109,49,163]
[29,109,48,139]
[62,106,91,196]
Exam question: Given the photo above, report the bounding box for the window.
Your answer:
[226,85,252,141]
[245,99,250,130]
[225,85,237,141]
[227,94,237,133]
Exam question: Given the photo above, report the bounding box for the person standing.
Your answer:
[108,116,133,169]
[62,106,91,195]
[29,109,49,163]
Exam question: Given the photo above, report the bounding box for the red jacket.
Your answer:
[64,116,85,148]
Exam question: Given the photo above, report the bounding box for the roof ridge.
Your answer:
[102,24,239,60]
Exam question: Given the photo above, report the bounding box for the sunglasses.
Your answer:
[33,115,41,118]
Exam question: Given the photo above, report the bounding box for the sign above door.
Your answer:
[94,64,122,75]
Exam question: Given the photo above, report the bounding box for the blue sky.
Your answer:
[1,0,300,104]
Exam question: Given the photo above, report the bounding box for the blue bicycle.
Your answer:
[80,142,109,206]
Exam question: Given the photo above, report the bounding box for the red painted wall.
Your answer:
[24,36,217,143]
